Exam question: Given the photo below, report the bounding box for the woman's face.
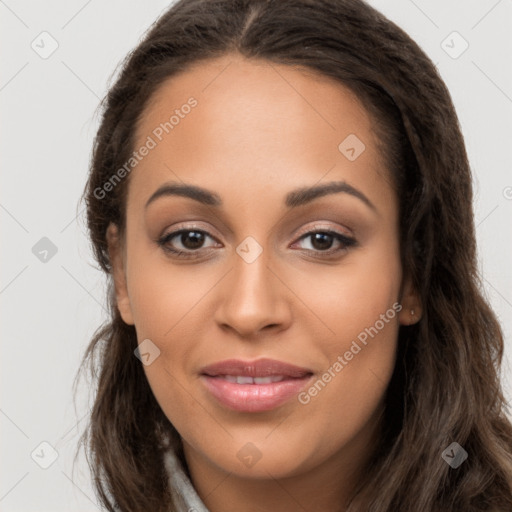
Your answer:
[108,53,420,483]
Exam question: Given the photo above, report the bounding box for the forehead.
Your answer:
[128,54,391,214]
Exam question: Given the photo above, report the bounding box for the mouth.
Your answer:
[199,358,314,412]
[209,375,293,384]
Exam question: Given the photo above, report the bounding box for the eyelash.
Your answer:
[157,226,357,260]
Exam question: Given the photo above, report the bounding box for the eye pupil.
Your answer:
[181,231,204,249]
[311,233,333,250]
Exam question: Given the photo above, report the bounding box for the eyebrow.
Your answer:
[145,180,377,213]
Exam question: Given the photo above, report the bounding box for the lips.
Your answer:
[200,358,313,379]
[199,358,314,412]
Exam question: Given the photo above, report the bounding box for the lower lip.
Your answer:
[200,375,313,412]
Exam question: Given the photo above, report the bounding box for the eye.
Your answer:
[157,228,219,258]
[291,229,357,256]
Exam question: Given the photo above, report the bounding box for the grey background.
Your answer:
[1,0,511,510]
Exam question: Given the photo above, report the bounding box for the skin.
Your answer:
[107,53,422,512]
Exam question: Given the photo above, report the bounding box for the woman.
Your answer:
[76,0,512,510]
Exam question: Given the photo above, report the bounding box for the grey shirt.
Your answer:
[163,449,211,512]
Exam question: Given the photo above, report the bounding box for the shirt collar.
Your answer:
[163,448,211,512]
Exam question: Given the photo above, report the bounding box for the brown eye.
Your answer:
[293,230,357,256]
[175,230,206,250]
[157,229,219,257]
[309,232,335,251]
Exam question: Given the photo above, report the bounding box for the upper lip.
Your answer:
[200,358,313,378]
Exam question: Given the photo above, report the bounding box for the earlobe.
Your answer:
[106,222,135,326]
[398,273,422,326]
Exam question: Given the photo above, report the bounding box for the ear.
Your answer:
[106,222,134,325]
[398,272,422,326]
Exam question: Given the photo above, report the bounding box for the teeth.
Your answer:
[236,376,254,385]
[221,375,287,384]
[254,376,285,384]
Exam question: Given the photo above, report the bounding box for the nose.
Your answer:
[213,248,292,339]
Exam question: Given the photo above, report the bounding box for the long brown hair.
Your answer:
[75,1,512,510]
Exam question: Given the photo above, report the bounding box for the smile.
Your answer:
[200,375,314,412]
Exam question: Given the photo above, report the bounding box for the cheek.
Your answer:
[124,257,218,405]
[290,239,401,436]
[297,272,401,409]
[293,303,400,463]
[288,235,401,345]
[127,268,208,439]
[126,251,213,337]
